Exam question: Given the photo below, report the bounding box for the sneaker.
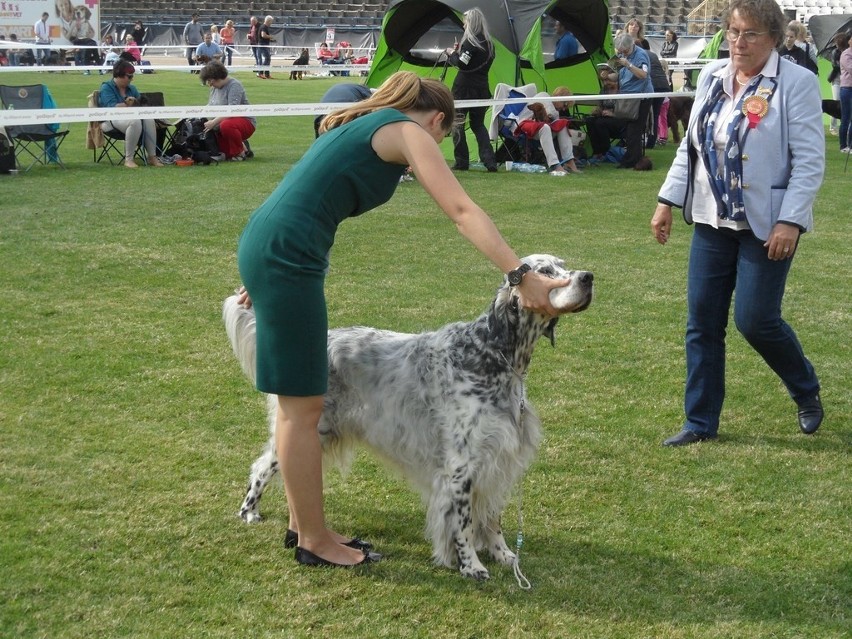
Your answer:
[211,153,226,162]
[829,128,838,135]
[549,169,568,176]
[841,148,851,154]
[228,154,245,162]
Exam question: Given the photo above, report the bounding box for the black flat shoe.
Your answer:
[284,529,373,552]
[797,394,823,434]
[451,164,469,171]
[294,546,381,568]
[662,429,717,447]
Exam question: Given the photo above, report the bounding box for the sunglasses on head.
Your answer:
[119,73,134,79]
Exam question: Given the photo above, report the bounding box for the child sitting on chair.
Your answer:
[515,90,582,175]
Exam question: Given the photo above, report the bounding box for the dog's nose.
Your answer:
[579,272,593,285]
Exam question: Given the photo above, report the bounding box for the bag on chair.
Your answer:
[614,97,640,121]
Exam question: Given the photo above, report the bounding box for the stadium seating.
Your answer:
[99,1,391,28]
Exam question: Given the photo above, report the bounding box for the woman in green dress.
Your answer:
[236,71,567,568]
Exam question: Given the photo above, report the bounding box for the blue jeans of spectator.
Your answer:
[839,86,852,150]
[35,46,48,65]
[259,45,271,77]
[223,45,233,66]
[683,224,819,437]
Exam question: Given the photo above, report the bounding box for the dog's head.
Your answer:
[514,254,593,315]
[489,254,593,351]
[73,5,91,21]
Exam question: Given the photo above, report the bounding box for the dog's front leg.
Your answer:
[482,516,516,567]
[449,465,489,580]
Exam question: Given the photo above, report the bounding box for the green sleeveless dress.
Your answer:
[237,109,410,396]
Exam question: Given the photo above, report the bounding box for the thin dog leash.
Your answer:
[513,381,532,590]
[499,345,532,590]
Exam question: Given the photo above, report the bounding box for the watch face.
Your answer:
[508,264,530,285]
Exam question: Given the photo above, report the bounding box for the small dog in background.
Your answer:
[290,48,309,79]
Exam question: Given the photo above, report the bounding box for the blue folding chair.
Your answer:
[0,84,69,172]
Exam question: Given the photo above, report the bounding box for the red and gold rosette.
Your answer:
[742,95,769,129]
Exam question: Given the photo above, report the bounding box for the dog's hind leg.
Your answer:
[238,444,278,523]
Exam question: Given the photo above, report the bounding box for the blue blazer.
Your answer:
[658,54,824,241]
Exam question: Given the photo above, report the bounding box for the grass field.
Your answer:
[1,70,849,638]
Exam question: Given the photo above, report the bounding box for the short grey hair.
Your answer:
[613,32,635,51]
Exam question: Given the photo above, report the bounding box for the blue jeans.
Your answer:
[839,86,852,150]
[683,224,819,436]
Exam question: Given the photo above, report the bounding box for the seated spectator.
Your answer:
[195,32,223,65]
[0,36,8,66]
[336,41,355,63]
[586,31,652,169]
[98,60,163,168]
[313,83,372,136]
[515,92,581,174]
[100,34,120,73]
[123,34,141,63]
[6,34,22,66]
[317,42,336,64]
[199,61,255,161]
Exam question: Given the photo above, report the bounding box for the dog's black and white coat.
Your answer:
[224,254,593,579]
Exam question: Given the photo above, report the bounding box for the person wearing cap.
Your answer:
[98,60,163,168]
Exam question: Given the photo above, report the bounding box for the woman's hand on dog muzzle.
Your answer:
[518,273,569,317]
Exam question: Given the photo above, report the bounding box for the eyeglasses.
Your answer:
[725,29,768,44]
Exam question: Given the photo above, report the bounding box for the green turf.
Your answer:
[1,70,849,639]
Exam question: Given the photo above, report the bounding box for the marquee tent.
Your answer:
[365,0,613,95]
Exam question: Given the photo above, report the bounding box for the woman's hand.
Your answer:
[765,223,800,260]
[516,272,569,318]
[236,286,252,308]
[651,203,673,244]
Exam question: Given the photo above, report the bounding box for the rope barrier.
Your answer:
[0,91,696,127]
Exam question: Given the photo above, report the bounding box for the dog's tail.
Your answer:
[223,294,258,384]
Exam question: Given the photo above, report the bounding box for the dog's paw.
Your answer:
[239,509,262,523]
[491,548,517,567]
[460,564,490,581]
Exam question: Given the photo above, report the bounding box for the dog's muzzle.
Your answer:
[549,271,594,313]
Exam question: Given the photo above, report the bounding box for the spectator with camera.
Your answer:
[98,60,163,168]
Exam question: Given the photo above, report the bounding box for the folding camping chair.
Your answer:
[0,84,69,172]
[488,83,544,164]
[140,92,176,156]
[88,89,148,165]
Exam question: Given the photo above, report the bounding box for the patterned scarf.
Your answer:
[696,70,778,220]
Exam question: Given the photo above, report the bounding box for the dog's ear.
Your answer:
[543,317,559,347]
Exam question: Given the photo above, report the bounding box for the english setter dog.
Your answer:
[224,254,593,580]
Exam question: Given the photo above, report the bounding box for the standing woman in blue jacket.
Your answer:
[650,0,825,446]
[445,8,498,172]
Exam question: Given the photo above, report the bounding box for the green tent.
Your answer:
[365,0,613,96]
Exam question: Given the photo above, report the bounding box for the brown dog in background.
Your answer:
[667,96,693,144]
[290,48,309,79]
